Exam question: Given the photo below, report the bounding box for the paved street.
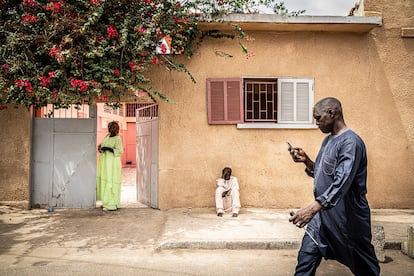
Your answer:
[0,245,413,275]
[1,169,413,275]
[1,205,413,276]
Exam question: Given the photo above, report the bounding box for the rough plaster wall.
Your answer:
[364,0,414,207]
[150,25,414,210]
[0,106,31,205]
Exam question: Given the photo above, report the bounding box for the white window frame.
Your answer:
[237,77,317,129]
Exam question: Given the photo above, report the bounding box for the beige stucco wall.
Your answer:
[0,0,412,210]
[363,0,414,207]
[0,106,31,207]
[150,1,414,210]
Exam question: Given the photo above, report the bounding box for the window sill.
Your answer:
[237,123,318,129]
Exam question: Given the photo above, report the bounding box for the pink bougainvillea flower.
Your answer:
[107,25,119,39]
[113,69,119,77]
[1,63,8,73]
[98,95,109,101]
[15,80,31,92]
[15,79,32,91]
[49,46,61,57]
[151,57,159,64]
[52,89,59,99]
[161,43,167,54]
[246,50,255,59]
[38,75,51,87]
[15,80,25,87]
[128,62,135,71]
[49,47,64,62]
[95,36,105,44]
[138,90,147,97]
[48,71,56,78]
[70,78,79,87]
[21,14,39,24]
[79,82,88,92]
[26,86,33,93]
[89,0,99,5]
[43,1,65,14]
[23,0,37,7]
[56,55,65,62]
[70,78,89,92]
[139,26,147,33]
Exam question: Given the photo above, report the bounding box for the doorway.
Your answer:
[96,103,151,209]
[120,167,146,208]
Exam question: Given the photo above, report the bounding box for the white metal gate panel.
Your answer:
[31,105,97,208]
[136,104,159,209]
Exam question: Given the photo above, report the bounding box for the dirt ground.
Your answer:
[0,207,163,250]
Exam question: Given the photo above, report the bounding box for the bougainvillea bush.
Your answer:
[0,0,300,109]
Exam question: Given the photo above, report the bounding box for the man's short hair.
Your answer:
[222,167,232,175]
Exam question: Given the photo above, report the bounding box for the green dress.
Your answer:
[96,135,123,210]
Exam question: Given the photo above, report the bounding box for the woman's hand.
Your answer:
[100,147,114,153]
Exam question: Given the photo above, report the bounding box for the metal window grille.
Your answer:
[126,103,153,117]
[103,105,111,113]
[136,104,158,121]
[118,104,123,117]
[244,79,277,122]
[103,104,123,116]
[137,104,158,121]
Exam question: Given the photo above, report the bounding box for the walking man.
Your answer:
[288,97,380,276]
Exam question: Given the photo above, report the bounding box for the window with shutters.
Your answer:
[207,77,315,128]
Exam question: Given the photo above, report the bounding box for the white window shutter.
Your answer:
[278,79,314,124]
[279,81,294,122]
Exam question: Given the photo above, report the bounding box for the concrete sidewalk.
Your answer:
[1,206,413,252]
[157,208,414,251]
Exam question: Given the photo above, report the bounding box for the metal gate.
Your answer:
[31,105,97,208]
[136,104,159,208]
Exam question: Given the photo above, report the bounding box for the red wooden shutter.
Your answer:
[207,78,243,124]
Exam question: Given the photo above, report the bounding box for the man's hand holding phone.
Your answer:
[287,141,306,163]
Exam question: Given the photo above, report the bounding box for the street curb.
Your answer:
[155,240,402,251]
[155,240,302,251]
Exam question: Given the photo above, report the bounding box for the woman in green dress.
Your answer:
[97,121,123,211]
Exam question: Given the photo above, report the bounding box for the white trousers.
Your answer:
[215,186,241,214]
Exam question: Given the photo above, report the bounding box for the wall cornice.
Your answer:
[199,14,382,32]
